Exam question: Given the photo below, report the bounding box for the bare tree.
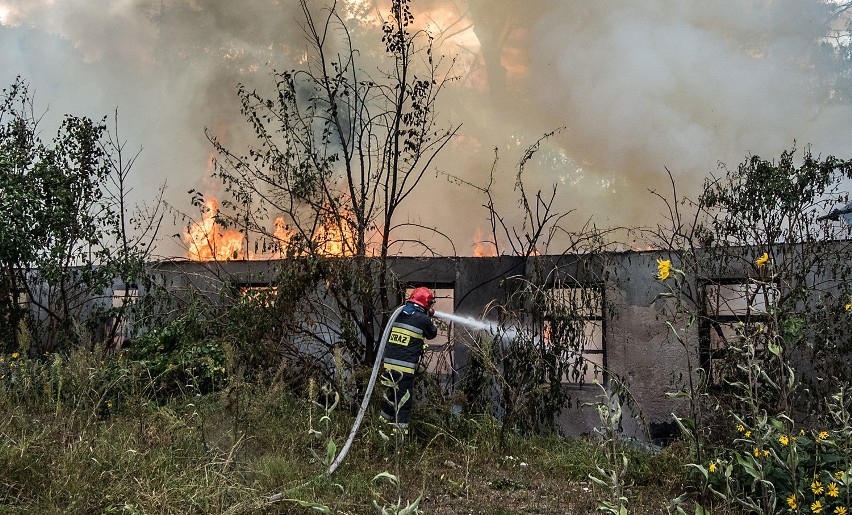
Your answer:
[441,132,619,440]
[206,0,458,368]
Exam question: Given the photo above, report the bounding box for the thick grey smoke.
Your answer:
[1,0,850,256]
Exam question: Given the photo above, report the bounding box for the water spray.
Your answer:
[434,310,519,341]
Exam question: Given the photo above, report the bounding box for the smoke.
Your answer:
[525,1,850,207]
[1,0,850,256]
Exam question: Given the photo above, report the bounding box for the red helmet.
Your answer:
[408,286,435,309]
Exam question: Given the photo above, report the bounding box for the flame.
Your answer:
[471,228,542,257]
[183,198,245,261]
[186,196,383,261]
[275,214,358,257]
[272,216,295,253]
[272,213,359,257]
[472,228,497,257]
[314,218,355,257]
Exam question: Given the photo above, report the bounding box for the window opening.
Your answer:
[238,285,278,307]
[701,279,776,384]
[543,286,605,385]
[108,287,138,348]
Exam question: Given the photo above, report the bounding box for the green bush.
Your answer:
[128,316,226,399]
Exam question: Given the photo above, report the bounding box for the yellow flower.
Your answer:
[755,252,769,268]
[836,471,845,479]
[11,352,19,359]
[819,431,830,440]
[656,259,671,280]
[709,462,717,473]
[787,495,798,510]
[812,481,825,495]
[813,500,824,513]
[745,430,752,438]
[801,429,806,435]
[779,435,789,446]
[762,449,770,458]
[737,424,745,433]
[828,483,840,497]
[753,447,760,457]
[846,303,852,312]
[835,506,848,515]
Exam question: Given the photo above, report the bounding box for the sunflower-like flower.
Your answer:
[779,435,789,446]
[812,481,825,495]
[737,424,745,433]
[656,259,671,280]
[819,430,830,440]
[813,500,824,513]
[709,462,717,473]
[835,506,848,515]
[755,252,769,268]
[828,483,840,497]
[787,495,798,510]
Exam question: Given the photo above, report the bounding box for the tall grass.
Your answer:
[0,346,683,513]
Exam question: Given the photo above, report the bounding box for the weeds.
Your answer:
[0,345,682,513]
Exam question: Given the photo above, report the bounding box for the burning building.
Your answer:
[122,233,852,441]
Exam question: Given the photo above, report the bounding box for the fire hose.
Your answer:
[326,304,405,476]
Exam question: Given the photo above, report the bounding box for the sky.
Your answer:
[1,0,851,257]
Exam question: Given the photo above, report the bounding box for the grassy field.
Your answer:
[0,350,687,514]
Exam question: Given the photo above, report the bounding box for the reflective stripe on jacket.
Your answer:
[382,302,438,373]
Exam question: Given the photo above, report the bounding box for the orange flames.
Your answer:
[186,202,521,261]
[472,228,497,257]
[184,197,368,261]
[272,215,359,257]
[183,198,246,261]
[472,228,544,257]
[313,216,356,257]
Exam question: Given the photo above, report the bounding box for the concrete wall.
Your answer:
[138,252,695,440]
[23,239,849,438]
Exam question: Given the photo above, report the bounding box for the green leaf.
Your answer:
[686,463,709,481]
[289,499,331,513]
[589,474,610,489]
[398,494,423,515]
[767,340,782,356]
[326,439,337,465]
[372,471,400,485]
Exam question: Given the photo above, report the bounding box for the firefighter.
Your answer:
[379,286,438,434]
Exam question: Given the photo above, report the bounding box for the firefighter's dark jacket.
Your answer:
[382,302,438,374]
